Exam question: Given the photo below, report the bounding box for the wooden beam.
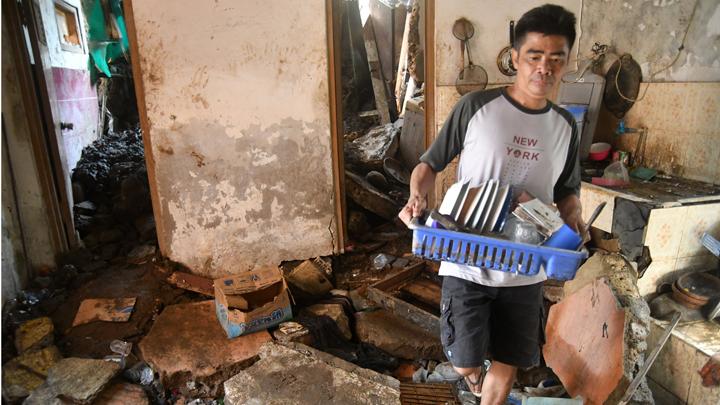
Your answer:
[123,0,169,256]
[326,0,346,253]
[363,19,391,124]
[424,0,436,209]
[394,8,412,113]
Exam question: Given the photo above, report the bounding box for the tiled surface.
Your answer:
[637,258,676,298]
[677,203,720,258]
[647,318,720,405]
[644,207,687,260]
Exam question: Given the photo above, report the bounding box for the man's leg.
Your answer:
[481,360,517,405]
[452,366,484,394]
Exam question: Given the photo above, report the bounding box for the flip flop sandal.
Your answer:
[464,374,483,398]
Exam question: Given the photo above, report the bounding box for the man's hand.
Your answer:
[399,163,437,227]
[556,194,586,236]
[398,193,426,226]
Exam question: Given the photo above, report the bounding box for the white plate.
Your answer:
[484,184,510,233]
[451,182,471,222]
[475,180,498,231]
[438,182,465,216]
[459,186,483,226]
[468,181,491,229]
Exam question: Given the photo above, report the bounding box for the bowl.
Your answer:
[589,142,611,161]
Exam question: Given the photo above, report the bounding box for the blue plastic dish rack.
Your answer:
[412,226,588,281]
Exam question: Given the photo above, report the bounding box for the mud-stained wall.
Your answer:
[131,0,336,277]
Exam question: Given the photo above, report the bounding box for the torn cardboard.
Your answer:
[72,298,136,327]
[214,267,292,339]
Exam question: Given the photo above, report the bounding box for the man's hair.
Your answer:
[513,4,577,51]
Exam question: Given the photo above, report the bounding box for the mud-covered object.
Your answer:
[72,128,145,198]
[603,54,642,119]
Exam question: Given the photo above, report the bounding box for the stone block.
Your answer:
[40,358,121,404]
[139,300,271,396]
[287,260,333,298]
[301,303,352,340]
[94,383,149,405]
[355,309,443,361]
[224,342,400,404]
[15,317,54,353]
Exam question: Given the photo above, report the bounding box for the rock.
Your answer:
[127,244,156,264]
[94,383,149,405]
[286,260,333,298]
[223,342,400,405]
[44,358,121,404]
[139,300,271,396]
[2,346,62,401]
[344,123,401,171]
[23,382,68,405]
[74,201,97,215]
[355,310,444,361]
[365,171,389,190]
[345,172,400,220]
[349,289,374,312]
[301,303,352,340]
[272,321,314,346]
[15,317,54,353]
[391,257,409,269]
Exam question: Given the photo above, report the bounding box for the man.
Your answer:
[398,4,583,403]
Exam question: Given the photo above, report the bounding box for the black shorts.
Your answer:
[439,275,545,369]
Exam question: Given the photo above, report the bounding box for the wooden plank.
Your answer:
[394,8,412,113]
[371,260,425,291]
[400,277,441,308]
[363,19,391,124]
[167,271,214,297]
[124,0,168,255]
[367,285,439,336]
[326,0,346,253]
[424,0,436,209]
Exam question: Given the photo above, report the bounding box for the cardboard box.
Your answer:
[214,267,292,339]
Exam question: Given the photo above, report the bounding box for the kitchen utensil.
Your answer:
[588,142,611,161]
[496,20,516,76]
[603,54,642,119]
[453,18,487,95]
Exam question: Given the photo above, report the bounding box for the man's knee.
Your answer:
[453,366,482,377]
[487,360,517,386]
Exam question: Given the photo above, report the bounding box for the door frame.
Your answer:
[326,0,435,253]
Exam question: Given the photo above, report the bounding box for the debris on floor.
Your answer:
[355,309,444,361]
[72,297,137,326]
[543,253,653,404]
[223,342,401,405]
[214,267,292,338]
[139,300,271,397]
[25,357,121,404]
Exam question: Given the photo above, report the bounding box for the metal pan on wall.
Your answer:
[453,18,488,95]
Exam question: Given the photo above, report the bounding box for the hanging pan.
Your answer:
[603,54,642,119]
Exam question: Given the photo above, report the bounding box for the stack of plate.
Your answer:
[433,180,513,234]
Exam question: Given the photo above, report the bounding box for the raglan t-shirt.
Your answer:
[420,86,580,287]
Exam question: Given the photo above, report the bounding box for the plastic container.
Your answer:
[589,142,611,161]
[411,226,587,281]
[543,224,583,250]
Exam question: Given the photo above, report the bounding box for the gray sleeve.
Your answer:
[553,118,581,203]
[419,91,489,172]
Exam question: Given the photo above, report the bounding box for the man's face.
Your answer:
[511,32,569,100]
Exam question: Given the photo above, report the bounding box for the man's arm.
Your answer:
[398,162,436,225]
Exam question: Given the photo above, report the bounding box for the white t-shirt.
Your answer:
[420,86,580,287]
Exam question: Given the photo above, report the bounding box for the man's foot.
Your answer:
[464,372,483,398]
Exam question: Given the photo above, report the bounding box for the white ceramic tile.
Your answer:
[677,203,720,258]
[637,259,676,298]
[644,207,687,260]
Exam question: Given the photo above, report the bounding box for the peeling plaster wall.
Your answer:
[131,0,336,277]
[433,0,720,190]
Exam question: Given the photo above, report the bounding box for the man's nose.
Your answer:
[536,58,552,75]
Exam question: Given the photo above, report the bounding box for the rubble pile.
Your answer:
[71,126,156,265]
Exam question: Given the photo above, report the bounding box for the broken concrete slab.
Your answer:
[344,123,400,171]
[72,298,137,327]
[139,300,271,396]
[223,342,401,405]
[345,171,400,220]
[286,259,333,298]
[44,358,121,404]
[15,317,54,353]
[22,382,68,405]
[94,383,149,405]
[544,253,653,405]
[2,346,62,401]
[301,303,352,340]
[355,309,443,361]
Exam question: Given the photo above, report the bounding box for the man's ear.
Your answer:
[511,48,519,68]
